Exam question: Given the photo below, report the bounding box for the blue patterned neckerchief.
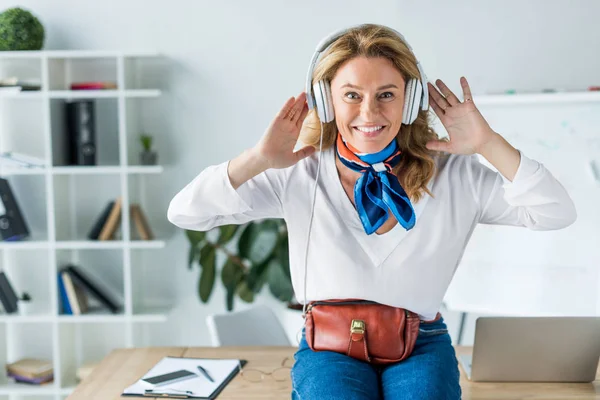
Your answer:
[335,132,415,235]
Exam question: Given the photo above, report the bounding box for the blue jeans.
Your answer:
[291,316,461,400]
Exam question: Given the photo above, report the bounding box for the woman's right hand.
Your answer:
[252,92,316,170]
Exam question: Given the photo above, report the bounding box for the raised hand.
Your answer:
[426,77,497,155]
[253,92,315,169]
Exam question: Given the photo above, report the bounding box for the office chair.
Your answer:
[206,304,292,346]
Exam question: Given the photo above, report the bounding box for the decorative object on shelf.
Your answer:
[70,81,117,90]
[6,358,53,385]
[17,292,31,315]
[66,99,97,166]
[0,178,30,241]
[0,271,19,313]
[139,134,158,165]
[184,219,294,311]
[0,7,45,51]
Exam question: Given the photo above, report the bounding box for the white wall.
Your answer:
[8,0,600,346]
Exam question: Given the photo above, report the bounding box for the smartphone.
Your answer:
[142,369,198,386]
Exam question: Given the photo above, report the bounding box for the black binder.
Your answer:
[0,178,30,241]
[0,271,19,314]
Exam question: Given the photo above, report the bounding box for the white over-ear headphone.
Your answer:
[305,24,429,125]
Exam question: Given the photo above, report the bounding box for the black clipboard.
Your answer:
[121,358,248,399]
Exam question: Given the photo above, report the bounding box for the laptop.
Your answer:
[458,316,600,382]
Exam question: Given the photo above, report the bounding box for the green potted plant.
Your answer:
[139,134,157,165]
[0,7,45,51]
[185,219,296,311]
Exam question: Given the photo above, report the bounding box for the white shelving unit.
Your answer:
[0,50,170,400]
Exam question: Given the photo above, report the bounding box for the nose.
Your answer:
[360,96,379,119]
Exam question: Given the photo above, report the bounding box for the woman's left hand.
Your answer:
[425,77,497,155]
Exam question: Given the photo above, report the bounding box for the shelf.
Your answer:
[0,240,166,250]
[52,165,164,175]
[0,50,160,59]
[55,240,166,250]
[58,310,168,323]
[0,314,54,323]
[0,382,58,395]
[0,91,43,99]
[0,49,166,397]
[0,89,161,99]
[49,89,161,99]
[0,309,169,324]
[0,166,164,175]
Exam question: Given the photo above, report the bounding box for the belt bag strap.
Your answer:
[304,299,440,365]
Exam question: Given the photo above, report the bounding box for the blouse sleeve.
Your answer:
[167,160,289,231]
[468,150,577,230]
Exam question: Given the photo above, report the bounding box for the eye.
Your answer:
[344,92,360,100]
[379,92,394,99]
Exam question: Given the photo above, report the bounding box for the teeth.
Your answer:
[355,126,383,133]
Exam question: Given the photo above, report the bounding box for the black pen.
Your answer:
[197,365,214,382]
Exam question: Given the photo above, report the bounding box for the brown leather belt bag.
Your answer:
[304,299,440,365]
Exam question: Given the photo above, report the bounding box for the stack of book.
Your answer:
[87,197,154,241]
[6,358,53,385]
[58,264,120,315]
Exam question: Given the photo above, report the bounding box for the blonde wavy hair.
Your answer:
[300,24,447,202]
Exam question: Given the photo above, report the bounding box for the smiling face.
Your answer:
[330,56,406,154]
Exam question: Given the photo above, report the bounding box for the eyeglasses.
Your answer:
[239,356,294,383]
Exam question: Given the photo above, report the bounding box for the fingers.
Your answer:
[427,82,450,112]
[461,76,473,102]
[434,79,459,106]
[284,92,306,122]
[295,101,309,129]
[428,93,446,117]
[426,139,451,153]
[276,96,297,120]
[294,145,316,162]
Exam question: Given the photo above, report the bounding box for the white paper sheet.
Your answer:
[122,356,242,398]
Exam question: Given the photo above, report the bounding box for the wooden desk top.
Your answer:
[67,346,600,400]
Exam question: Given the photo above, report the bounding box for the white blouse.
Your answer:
[167,146,577,320]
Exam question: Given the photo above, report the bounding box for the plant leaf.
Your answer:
[221,258,244,311]
[225,286,235,311]
[198,244,216,303]
[238,221,279,265]
[217,224,239,245]
[185,230,206,246]
[221,258,243,288]
[236,280,255,303]
[188,245,199,270]
[246,256,272,293]
[276,235,291,280]
[267,258,294,302]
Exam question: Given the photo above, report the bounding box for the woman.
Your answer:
[167,24,576,399]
